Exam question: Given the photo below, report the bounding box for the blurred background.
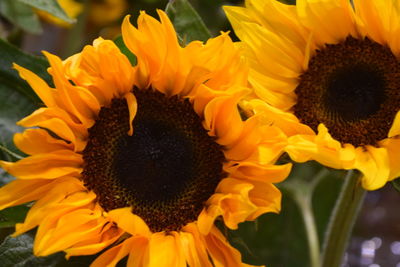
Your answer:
[0,0,399,266]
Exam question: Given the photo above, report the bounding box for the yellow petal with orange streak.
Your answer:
[0,150,82,179]
[146,232,186,267]
[107,207,151,237]
[13,64,56,107]
[205,226,257,267]
[14,128,73,155]
[0,179,53,210]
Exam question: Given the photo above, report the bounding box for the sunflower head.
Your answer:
[0,10,290,266]
[225,0,400,190]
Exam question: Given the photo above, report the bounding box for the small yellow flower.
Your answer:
[225,0,400,190]
[0,10,290,266]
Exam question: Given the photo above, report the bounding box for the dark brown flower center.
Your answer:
[82,88,225,232]
[294,37,400,147]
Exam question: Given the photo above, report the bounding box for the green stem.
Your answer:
[290,168,328,267]
[320,170,366,267]
[297,196,320,267]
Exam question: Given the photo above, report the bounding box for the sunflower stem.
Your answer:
[284,167,328,267]
[320,170,366,267]
[297,193,320,267]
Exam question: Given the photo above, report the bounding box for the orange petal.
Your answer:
[107,207,151,237]
[14,128,73,155]
[0,179,53,210]
[124,92,137,136]
[13,63,56,107]
[91,236,143,267]
[205,226,255,267]
[147,232,186,267]
[0,150,82,179]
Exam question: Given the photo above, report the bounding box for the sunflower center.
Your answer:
[294,37,400,146]
[82,88,225,232]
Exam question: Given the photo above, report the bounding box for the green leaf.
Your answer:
[114,35,137,66]
[0,38,51,101]
[0,233,64,267]
[0,39,50,162]
[0,206,29,229]
[17,0,76,24]
[165,0,212,44]
[392,177,400,193]
[0,0,42,34]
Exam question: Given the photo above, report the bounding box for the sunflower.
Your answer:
[225,0,400,190]
[0,10,290,266]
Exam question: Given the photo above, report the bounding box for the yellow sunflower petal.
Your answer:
[0,179,53,210]
[205,226,255,267]
[14,128,73,155]
[0,150,82,179]
[380,137,400,180]
[14,178,93,235]
[91,236,142,267]
[34,208,106,256]
[44,51,100,126]
[146,232,186,267]
[204,91,247,146]
[179,224,212,267]
[107,207,151,237]
[388,110,400,137]
[198,178,257,234]
[297,0,357,45]
[353,0,398,45]
[285,124,356,169]
[17,107,87,151]
[13,64,56,107]
[225,161,292,183]
[65,223,123,258]
[354,145,390,190]
[124,92,137,136]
